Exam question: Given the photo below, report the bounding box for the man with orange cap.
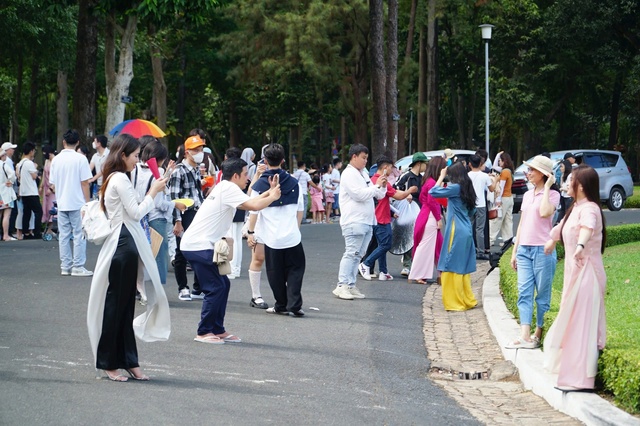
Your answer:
[169,135,207,301]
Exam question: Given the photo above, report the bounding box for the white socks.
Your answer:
[249,269,262,299]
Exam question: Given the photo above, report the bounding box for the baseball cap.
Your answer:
[1,142,18,151]
[409,152,428,167]
[184,135,205,150]
[563,152,575,160]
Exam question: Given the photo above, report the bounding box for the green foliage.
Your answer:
[624,187,640,209]
[500,226,640,414]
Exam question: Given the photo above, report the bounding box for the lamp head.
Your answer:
[479,24,494,40]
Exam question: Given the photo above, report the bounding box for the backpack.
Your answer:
[81,200,112,245]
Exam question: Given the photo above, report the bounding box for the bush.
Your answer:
[499,223,640,414]
[624,186,640,209]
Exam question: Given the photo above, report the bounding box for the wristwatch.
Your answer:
[247,230,255,235]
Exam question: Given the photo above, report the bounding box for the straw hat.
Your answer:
[523,155,554,176]
[443,148,454,159]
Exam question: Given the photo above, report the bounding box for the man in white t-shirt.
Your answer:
[247,143,306,316]
[49,129,94,277]
[292,160,319,224]
[181,157,281,344]
[16,141,42,239]
[89,135,110,194]
[331,158,342,217]
[468,154,497,256]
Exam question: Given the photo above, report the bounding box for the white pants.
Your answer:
[229,222,244,277]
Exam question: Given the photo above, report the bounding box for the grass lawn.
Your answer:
[500,241,640,413]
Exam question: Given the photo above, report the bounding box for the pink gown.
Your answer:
[41,160,56,223]
[409,178,443,281]
[544,199,607,389]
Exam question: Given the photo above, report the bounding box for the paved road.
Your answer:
[0,224,480,425]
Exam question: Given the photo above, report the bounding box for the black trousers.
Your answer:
[265,243,305,312]
[96,226,139,370]
[174,209,200,292]
[21,195,42,237]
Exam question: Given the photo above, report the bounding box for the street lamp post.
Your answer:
[479,24,494,158]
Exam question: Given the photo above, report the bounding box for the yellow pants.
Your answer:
[441,272,477,311]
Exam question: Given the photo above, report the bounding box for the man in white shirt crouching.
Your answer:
[180,158,281,344]
[248,143,306,317]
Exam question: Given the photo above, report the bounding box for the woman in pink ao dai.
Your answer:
[543,165,607,392]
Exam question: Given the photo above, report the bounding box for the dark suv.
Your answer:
[513,150,634,212]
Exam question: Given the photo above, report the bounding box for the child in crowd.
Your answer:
[310,175,325,224]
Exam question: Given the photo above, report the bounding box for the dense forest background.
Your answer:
[1,0,639,178]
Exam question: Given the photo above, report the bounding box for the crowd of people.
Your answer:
[0,134,607,392]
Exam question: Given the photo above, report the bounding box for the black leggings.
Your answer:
[96,226,139,370]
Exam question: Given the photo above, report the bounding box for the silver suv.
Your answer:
[514,149,634,211]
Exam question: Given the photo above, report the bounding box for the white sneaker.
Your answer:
[358,263,371,280]
[178,288,192,301]
[332,285,354,300]
[348,286,366,299]
[71,267,93,277]
[61,269,71,276]
[400,268,410,277]
[378,272,393,281]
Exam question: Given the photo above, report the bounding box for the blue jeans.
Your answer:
[58,209,86,270]
[516,245,556,328]
[149,218,168,284]
[333,193,340,211]
[338,223,373,286]
[183,249,230,336]
[363,223,393,274]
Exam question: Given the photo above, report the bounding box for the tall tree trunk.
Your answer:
[148,23,167,146]
[452,85,465,146]
[11,53,24,144]
[369,0,387,159]
[608,70,623,150]
[56,71,68,151]
[386,0,399,160]
[72,0,98,143]
[177,50,187,137]
[104,12,138,135]
[417,25,426,152]
[425,0,438,150]
[229,99,238,147]
[27,60,40,142]
[397,0,417,157]
[340,116,347,159]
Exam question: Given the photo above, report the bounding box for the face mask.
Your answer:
[92,142,97,149]
[176,151,180,158]
[191,152,204,164]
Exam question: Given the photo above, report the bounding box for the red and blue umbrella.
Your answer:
[109,119,166,138]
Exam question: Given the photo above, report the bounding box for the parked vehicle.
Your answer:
[513,150,634,212]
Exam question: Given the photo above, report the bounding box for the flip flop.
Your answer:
[216,334,242,343]
[194,335,225,345]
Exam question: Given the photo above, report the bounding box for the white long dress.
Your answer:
[86,172,171,365]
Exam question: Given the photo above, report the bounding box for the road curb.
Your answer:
[482,268,640,426]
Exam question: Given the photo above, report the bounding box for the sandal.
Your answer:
[215,333,242,343]
[105,370,128,382]
[505,337,539,350]
[194,335,225,345]
[125,368,150,381]
[409,279,427,285]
